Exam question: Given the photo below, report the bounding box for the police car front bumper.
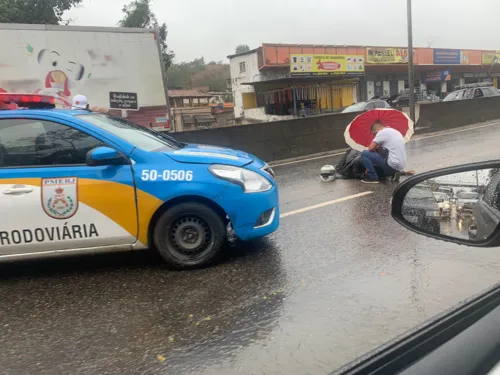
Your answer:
[214,184,280,241]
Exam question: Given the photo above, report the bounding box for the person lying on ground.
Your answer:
[360,122,407,184]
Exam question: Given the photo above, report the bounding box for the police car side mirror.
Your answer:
[86,146,128,167]
[391,161,500,247]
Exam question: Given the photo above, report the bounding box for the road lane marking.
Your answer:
[272,121,500,167]
[280,191,373,218]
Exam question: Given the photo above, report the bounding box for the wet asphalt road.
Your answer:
[3,122,500,375]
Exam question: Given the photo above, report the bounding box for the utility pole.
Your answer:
[407,0,416,123]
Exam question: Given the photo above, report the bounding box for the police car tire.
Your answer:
[154,202,226,269]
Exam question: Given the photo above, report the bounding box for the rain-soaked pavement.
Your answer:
[3,122,500,375]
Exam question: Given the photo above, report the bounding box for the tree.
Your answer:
[0,0,82,24]
[190,63,230,92]
[119,0,175,69]
[167,58,206,89]
[166,58,230,93]
[235,44,250,54]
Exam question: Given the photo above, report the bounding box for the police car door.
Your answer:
[0,117,137,255]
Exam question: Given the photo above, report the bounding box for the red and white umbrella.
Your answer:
[344,108,414,152]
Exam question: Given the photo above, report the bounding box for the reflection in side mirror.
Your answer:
[86,146,128,167]
[392,163,500,246]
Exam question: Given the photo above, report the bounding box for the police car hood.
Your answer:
[166,144,261,167]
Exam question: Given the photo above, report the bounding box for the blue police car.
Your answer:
[0,93,279,269]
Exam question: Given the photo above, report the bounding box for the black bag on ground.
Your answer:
[335,148,365,179]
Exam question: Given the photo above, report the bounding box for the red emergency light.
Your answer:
[0,93,56,110]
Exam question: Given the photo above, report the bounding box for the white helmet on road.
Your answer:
[71,94,89,110]
[320,165,336,183]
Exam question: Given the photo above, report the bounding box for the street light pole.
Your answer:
[407,0,416,122]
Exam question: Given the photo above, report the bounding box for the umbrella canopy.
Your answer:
[344,108,414,151]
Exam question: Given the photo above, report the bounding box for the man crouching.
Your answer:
[361,122,407,184]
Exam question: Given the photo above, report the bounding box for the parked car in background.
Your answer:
[370,95,390,101]
[442,82,500,102]
[402,184,441,233]
[342,100,391,113]
[456,191,480,220]
[434,192,451,220]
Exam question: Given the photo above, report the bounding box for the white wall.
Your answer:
[398,80,405,94]
[229,52,260,118]
[229,51,294,119]
[0,27,166,109]
[366,81,375,99]
[383,81,390,96]
[244,107,294,122]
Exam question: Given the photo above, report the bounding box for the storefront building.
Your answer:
[229,44,500,122]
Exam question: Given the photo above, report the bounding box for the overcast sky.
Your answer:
[65,0,499,63]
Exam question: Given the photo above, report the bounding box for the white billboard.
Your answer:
[0,24,167,110]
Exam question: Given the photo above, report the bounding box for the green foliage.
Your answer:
[235,44,250,54]
[0,0,82,24]
[119,0,174,69]
[167,58,230,93]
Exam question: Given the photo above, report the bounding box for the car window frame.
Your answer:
[0,117,125,170]
[443,91,459,101]
[480,88,492,97]
[460,89,473,99]
[473,88,484,98]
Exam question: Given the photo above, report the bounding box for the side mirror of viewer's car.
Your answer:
[391,160,500,246]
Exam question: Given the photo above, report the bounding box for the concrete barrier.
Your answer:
[417,96,500,132]
[172,111,362,161]
[170,97,500,162]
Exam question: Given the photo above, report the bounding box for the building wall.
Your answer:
[230,52,260,119]
[244,107,294,122]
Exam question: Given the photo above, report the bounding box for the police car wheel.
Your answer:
[154,202,226,268]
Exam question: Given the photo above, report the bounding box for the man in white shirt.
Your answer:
[360,122,407,184]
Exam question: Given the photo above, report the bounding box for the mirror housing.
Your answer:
[86,146,128,167]
[391,160,500,247]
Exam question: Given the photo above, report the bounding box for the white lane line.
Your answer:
[272,121,500,167]
[280,191,373,218]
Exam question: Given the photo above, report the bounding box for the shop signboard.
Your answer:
[366,48,408,64]
[483,51,500,65]
[433,49,461,65]
[425,69,451,83]
[460,51,472,65]
[290,54,364,77]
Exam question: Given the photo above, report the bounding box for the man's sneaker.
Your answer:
[361,177,379,184]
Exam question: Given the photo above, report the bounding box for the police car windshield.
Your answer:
[76,113,182,151]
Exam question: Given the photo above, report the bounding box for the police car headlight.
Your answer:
[209,164,272,193]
